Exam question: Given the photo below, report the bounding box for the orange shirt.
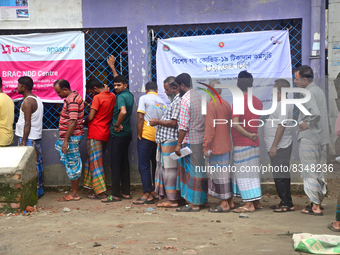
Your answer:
[231,94,262,147]
[88,91,116,142]
[203,97,232,155]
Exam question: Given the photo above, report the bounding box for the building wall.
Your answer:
[0,0,82,29]
[328,0,340,154]
[6,0,326,185]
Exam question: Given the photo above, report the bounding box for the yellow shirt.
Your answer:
[137,91,166,142]
[0,93,14,146]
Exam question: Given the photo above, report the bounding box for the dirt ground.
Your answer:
[0,186,339,255]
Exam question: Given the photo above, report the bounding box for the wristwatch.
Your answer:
[114,123,120,128]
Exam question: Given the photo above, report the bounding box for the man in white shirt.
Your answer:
[134,82,166,204]
[15,76,44,198]
[264,79,294,212]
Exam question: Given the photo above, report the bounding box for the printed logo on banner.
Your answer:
[270,37,282,45]
[47,44,76,54]
[163,45,170,52]
[2,44,31,54]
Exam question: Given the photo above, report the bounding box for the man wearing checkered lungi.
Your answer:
[295,65,330,216]
[149,81,182,207]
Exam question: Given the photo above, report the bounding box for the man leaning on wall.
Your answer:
[15,76,44,198]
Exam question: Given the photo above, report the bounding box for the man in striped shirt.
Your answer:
[54,79,84,202]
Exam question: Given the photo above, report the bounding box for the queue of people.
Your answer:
[0,60,334,220]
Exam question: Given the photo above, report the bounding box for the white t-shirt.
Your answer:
[15,95,44,140]
[263,101,293,151]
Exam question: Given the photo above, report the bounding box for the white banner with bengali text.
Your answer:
[156,30,292,109]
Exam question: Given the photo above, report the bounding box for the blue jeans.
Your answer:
[137,137,157,193]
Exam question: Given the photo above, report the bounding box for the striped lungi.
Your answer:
[83,139,106,194]
[18,137,44,197]
[154,139,181,201]
[208,152,232,200]
[55,135,83,180]
[176,143,208,205]
[299,138,326,205]
[232,146,262,202]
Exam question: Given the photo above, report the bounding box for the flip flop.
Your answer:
[101,195,122,203]
[151,193,159,200]
[176,205,200,212]
[156,202,178,208]
[87,194,106,200]
[209,205,230,213]
[301,206,323,216]
[307,203,324,210]
[57,194,82,202]
[328,222,340,232]
[270,204,281,210]
[133,198,155,205]
[232,207,255,213]
[274,205,295,213]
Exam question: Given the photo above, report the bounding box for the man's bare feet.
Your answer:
[228,198,235,209]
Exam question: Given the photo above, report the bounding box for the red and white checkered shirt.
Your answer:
[178,89,205,144]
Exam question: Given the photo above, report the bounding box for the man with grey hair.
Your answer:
[294,65,330,216]
[203,80,234,213]
[149,78,182,207]
[163,76,176,103]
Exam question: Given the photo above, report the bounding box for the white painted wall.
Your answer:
[0,0,82,29]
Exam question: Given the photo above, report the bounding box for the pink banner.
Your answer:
[1,59,83,101]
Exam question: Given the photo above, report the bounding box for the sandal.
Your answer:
[87,194,106,200]
[151,193,159,200]
[101,195,122,203]
[57,194,81,202]
[270,204,281,210]
[301,206,323,216]
[209,205,230,213]
[176,204,200,212]
[133,198,155,205]
[232,206,255,213]
[328,222,340,232]
[274,205,295,213]
[306,203,324,210]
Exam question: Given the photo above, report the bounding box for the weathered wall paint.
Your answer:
[0,0,82,29]
[328,0,340,154]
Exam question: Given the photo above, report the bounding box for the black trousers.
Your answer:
[137,137,157,193]
[110,134,132,197]
[269,143,293,207]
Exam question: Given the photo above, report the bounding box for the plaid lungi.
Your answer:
[176,143,208,205]
[83,139,106,194]
[208,152,232,200]
[55,135,83,180]
[18,137,44,197]
[299,138,326,205]
[154,139,181,201]
[232,146,262,202]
